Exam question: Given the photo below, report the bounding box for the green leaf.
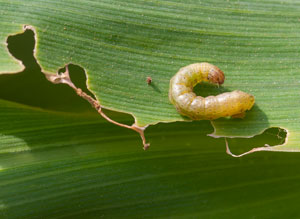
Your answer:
[1,1,300,216]
[1,0,299,153]
[0,98,297,218]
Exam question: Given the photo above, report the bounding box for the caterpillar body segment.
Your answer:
[169,63,255,120]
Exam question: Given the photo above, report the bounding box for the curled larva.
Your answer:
[169,62,255,120]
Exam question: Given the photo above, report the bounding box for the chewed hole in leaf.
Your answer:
[3,27,149,149]
[226,127,287,156]
[1,29,93,112]
[57,64,135,126]
[58,64,96,99]
[6,28,35,67]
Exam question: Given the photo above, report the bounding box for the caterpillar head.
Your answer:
[207,66,225,85]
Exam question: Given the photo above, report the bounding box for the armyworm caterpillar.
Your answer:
[169,63,255,120]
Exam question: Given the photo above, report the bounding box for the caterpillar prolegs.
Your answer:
[169,63,255,120]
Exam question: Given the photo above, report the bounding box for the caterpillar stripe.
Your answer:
[169,63,255,120]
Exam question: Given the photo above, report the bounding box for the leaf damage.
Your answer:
[223,127,288,157]
[45,65,150,150]
[0,25,291,155]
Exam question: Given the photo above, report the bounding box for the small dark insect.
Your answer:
[169,62,255,120]
[146,76,152,85]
